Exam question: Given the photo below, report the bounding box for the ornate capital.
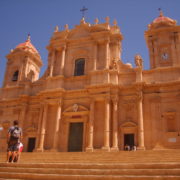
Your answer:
[135,91,143,101]
[112,96,118,104]
[104,96,111,103]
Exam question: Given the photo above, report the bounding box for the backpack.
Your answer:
[11,127,21,139]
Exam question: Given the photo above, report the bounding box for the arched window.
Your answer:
[12,70,19,81]
[74,58,85,76]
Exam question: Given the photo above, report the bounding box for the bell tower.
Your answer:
[145,10,180,69]
[3,35,43,87]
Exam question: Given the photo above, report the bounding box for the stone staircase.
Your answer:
[0,150,180,179]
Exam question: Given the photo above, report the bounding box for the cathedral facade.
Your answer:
[0,11,180,152]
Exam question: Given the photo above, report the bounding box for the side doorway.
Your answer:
[27,137,36,152]
[120,121,137,150]
[124,134,134,150]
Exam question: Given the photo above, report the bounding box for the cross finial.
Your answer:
[80,6,88,18]
[158,8,163,17]
[27,33,31,41]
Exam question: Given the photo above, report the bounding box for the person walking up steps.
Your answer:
[6,120,22,163]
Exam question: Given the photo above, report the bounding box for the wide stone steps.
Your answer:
[1,164,180,175]
[0,172,180,180]
[0,150,180,179]
[1,150,180,163]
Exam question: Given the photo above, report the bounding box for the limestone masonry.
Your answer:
[0,11,180,152]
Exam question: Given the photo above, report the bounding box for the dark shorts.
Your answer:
[7,138,19,152]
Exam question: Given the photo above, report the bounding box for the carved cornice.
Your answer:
[111,95,119,103]
[37,88,65,97]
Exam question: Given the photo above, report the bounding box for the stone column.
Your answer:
[86,99,95,152]
[111,97,119,151]
[60,46,66,75]
[36,103,48,152]
[137,92,145,150]
[92,43,97,71]
[49,51,55,77]
[102,97,110,151]
[52,101,62,151]
[105,41,109,69]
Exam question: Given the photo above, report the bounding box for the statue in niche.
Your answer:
[110,59,118,70]
[134,54,143,68]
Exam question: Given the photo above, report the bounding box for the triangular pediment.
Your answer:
[68,26,90,39]
[121,121,137,128]
[25,126,37,132]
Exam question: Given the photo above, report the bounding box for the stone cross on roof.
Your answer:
[80,6,88,18]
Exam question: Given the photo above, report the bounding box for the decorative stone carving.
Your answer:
[73,104,78,112]
[80,17,86,24]
[2,120,10,129]
[54,26,59,32]
[105,16,110,23]
[94,18,99,24]
[113,19,117,26]
[64,24,69,31]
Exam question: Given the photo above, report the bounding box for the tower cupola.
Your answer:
[148,10,177,30]
[145,10,180,69]
[3,35,43,87]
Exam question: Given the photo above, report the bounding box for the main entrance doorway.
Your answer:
[124,134,134,149]
[68,122,84,152]
[27,137,36,152]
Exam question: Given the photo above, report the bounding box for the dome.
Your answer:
[148,10,177,29]
[15,35,39,54]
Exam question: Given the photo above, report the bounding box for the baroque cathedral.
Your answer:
[0,11,180,152]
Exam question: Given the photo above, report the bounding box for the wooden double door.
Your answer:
[68,122,84,152]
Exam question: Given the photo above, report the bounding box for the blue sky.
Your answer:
[0,0,179,87]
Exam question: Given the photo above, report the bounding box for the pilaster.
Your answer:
[51,101,62,151]
[86,99,95,152]
[105,40,110,69]
[92,43,97,71]
[60,46,66,75]
[49,51,56,77]
[36,103,48,152]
